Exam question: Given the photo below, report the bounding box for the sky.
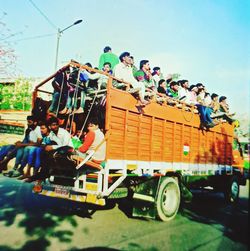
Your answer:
[0,0,250,117]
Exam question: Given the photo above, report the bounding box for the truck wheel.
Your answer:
[224,176,240,203]
[156,177,180,221]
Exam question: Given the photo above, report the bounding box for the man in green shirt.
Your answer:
[98,46,119,70]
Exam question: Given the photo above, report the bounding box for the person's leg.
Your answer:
[0,145,17,172]
[0,145,15,160]
[49,92,60,113]
[74,91,85,114]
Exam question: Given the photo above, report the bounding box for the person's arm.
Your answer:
[78,131,95,153]
[85,71,101,80]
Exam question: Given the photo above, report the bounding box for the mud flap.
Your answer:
[132,178,160,219]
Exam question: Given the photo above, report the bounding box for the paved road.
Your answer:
[0,176,248,251]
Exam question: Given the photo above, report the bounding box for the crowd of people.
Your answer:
[48,46,236,129]
[0,46,236,183]
[0,116,106,182]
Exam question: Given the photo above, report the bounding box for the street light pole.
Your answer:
[54,19,82,71]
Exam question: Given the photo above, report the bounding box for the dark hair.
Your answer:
[219,96,227,102]
[189,85,196,91]
[119,52,130,62]
[39,121,49,128]
[170,81,178,87]
[196,83,204,89]
[103,62,111,68]
[130,56,134,60]
[85,62,92,68]
[153,67,160,72]
[27,115,35,121]
[88,117,99,126]
[180,80,188,87]
[139,60,149,69]
[103,46,111,53]
[211,93,218,99]
[47,116,59,125]
[158,79,166,86]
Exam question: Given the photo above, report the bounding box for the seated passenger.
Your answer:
[128,56,138,77]
[73,118,106,164]
[178,80,191,102]
[157,79,167,96]
[28,117,74,181]
[219,96,235,124]
[135,60,156,95]
[20,121,57,180]
[194,84,216,128]
[0,120,32,173]
[98,46,119,70]
[49,68,69,116]
[83,62,112,90]
[2,115,42,177]
[152,67,164,85]
[167,81,179,99]
[113,52,148,106]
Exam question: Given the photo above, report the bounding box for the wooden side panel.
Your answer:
[164,121,174,162]
[106,88,234,165]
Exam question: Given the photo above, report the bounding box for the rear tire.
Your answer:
[223,175,240,203]
[156,177,180,221]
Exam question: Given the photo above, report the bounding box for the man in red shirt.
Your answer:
[76,118,106,163]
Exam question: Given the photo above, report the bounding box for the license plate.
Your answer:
[54,187,69,197]
[86,193,97,203]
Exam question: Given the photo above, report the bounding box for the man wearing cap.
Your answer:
[98,46,119,70]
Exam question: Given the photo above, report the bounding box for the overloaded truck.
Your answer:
[31,61,246,221]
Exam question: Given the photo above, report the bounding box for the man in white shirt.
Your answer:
[178,80,192,104]
[45,117,73,151]
[3,115,43,177]
[113,52,148,106]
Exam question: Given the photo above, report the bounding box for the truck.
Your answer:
[31,61,246,221]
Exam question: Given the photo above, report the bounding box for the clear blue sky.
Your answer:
[1,0,250,116]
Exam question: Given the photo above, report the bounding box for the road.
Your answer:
[0,176,248,251]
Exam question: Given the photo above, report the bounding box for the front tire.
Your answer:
[156,177,180,221]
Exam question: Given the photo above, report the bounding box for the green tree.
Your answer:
[0,77,33,111]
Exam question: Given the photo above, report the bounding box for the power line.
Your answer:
[9,33,55,43]
[28,0,57,30]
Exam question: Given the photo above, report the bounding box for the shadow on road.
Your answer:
[0,176,117,251]
[180,190,249,247]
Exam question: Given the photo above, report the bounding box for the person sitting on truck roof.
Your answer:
[135,60,156,96]
[219,96,236,124]
[83,62,112,90]
[128,56,138,77]
[193,84,216,128]
[167,81,179,99]
[71,117,106,164]
[178,80,192,103]
[98,46,119,70]
[113,52,148,107]
[152,67,164,85]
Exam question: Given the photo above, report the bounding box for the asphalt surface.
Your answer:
[0,175,249,251]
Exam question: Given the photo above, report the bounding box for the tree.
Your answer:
[0,12,17,77]
[0,77,32,111]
